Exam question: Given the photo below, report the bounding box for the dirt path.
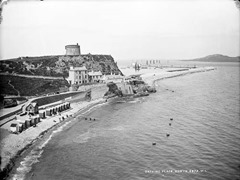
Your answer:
[8,80,20,96]
[0,73,63,80]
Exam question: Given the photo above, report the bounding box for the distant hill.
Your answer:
[182,54,240,62]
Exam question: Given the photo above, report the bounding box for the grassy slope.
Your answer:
[0,75,69,96]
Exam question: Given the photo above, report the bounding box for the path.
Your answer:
[8,80,20,96]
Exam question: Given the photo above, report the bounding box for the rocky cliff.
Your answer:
[0,54,122,96]
[104,82,123,98]
[0,54,123,77]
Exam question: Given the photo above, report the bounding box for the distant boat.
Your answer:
[134,62,141,71]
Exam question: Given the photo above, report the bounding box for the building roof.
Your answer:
[10,123,17,127]
[69,66,87,71]
[88,71,102,76]
[31,102,38,107]
[65,43,80,48]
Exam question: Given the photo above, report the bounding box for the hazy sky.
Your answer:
[0,0,239,60]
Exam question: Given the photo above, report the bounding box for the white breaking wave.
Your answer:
[81,102,107,115]
[12,121,72,180]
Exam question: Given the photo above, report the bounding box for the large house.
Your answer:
[67,66,89,85]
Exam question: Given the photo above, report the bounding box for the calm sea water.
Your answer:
[11,63,240,180]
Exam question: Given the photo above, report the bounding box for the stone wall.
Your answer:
[77,84,108,100]
[90,84,108,100]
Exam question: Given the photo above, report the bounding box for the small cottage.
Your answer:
[55,107,58,113]
[10,123,18,133]
[25,102,39,114]
[25,118,31,128]
[46,109,52,116]
[17,119,26,131]
[18,123,23,133]
[57,105,61,112]
[39,110,46,119]
[52,107,57,115]
[66,102,70,109]
[31,116,40,125]
[30,118,35,126]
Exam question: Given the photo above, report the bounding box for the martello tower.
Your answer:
[65,43,81,56]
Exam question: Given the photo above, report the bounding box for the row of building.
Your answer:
[67,66,103,85]
[67,66,124,86]
[10,102,71,133]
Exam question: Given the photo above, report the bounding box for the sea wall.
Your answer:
[141,67,216,86]
[90,84,108,100]
[76,84,108,100]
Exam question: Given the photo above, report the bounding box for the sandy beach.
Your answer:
[0,97,106,177]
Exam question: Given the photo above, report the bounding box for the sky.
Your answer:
[0,0,239,61]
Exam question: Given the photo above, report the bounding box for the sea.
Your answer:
[9,61,240,180]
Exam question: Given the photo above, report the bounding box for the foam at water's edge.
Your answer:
[11,100,108,180]
[12,121,71,180]
[81,101,107,115]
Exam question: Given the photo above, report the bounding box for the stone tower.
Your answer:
[65,43,81,56]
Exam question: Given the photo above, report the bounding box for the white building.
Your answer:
[102,73,125,83]
[67,66,89,85]
[88,71,103,83]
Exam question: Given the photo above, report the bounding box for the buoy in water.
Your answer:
[152,142,156,145]
[169,123,171,126]
[170,118,173,121]
[93,118,96,121]
[166,134,170,137]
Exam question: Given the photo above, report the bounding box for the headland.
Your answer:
[0,45,216,179]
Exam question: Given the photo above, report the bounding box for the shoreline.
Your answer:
[140,66,216,86]
[0,66,216,179]
[0,98,107,179]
